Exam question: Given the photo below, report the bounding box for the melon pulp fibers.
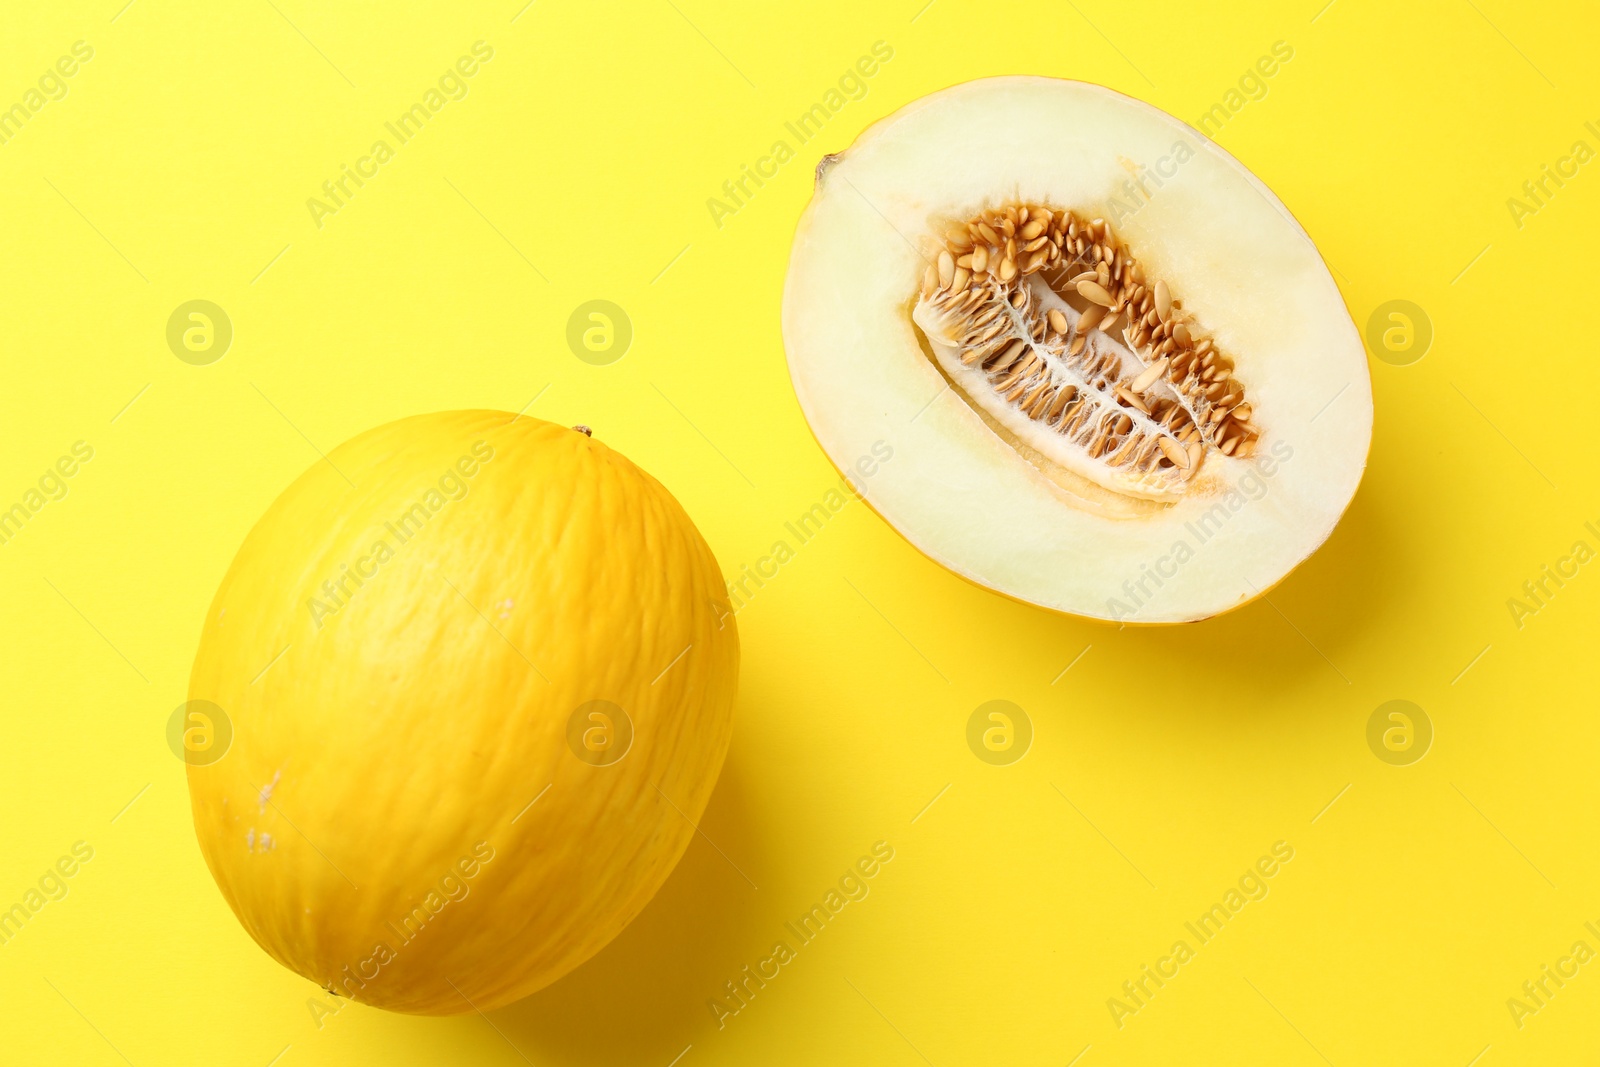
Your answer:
[186,411,738,1014]
[782,77,1372,623]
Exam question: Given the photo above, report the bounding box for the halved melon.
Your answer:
[782,77,1371,623]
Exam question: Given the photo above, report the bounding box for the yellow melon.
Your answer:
[783,78,1372,622]
[185,411,737,1013]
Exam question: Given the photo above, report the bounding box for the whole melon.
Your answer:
[185,411,738,1013]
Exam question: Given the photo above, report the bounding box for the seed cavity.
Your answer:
[912,203,1258,503]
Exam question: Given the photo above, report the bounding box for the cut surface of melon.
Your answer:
[782,77,1372,623]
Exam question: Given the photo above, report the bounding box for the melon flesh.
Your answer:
[782,77,1371,623]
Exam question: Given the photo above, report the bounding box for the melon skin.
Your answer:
[186,411,738,1014]
[782,77,1373,623]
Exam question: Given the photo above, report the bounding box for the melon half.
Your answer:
[781,77,1372,623]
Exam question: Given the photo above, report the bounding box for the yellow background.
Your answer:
[1,1,1595,1063]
